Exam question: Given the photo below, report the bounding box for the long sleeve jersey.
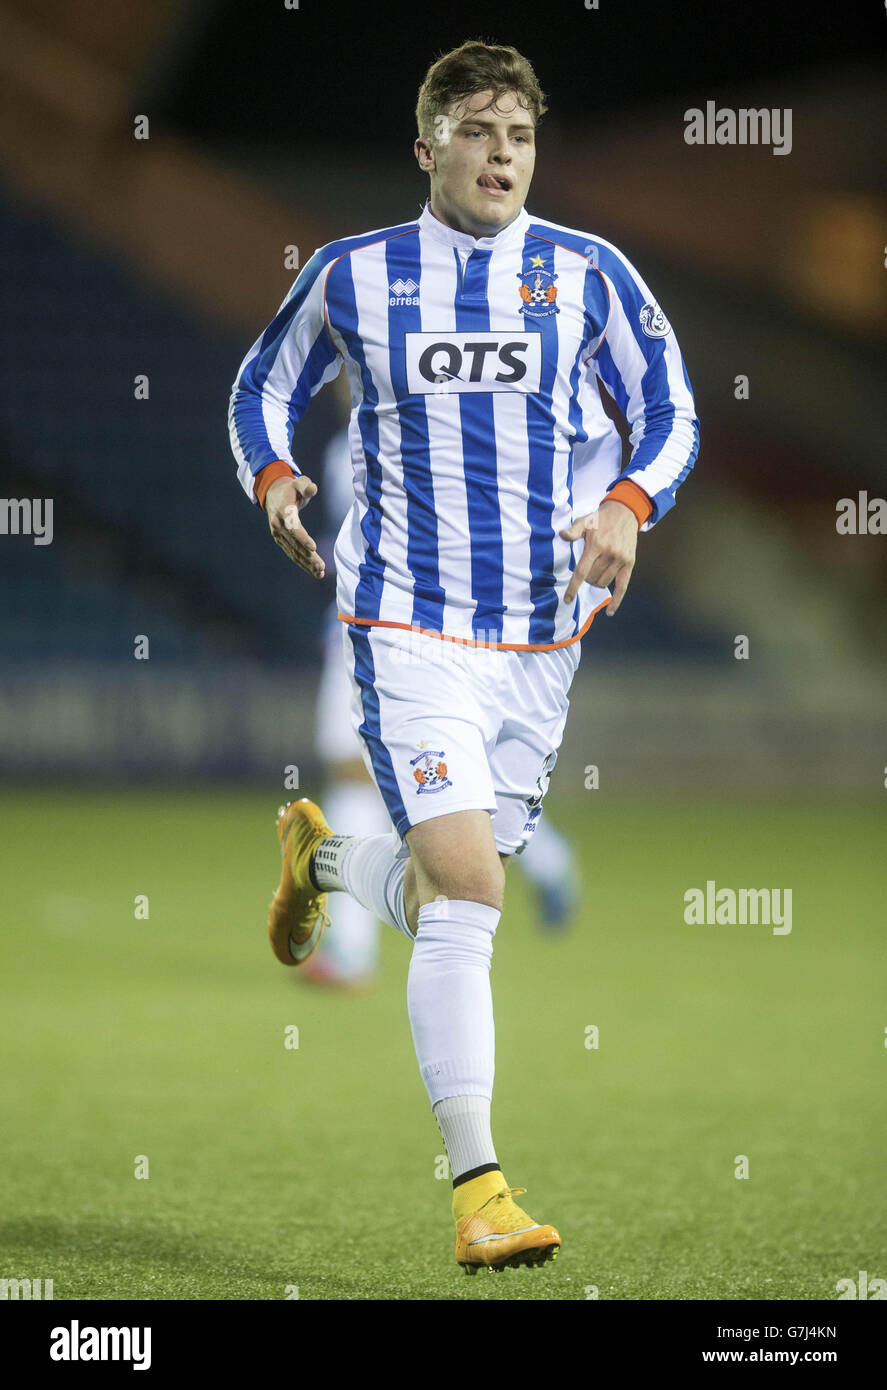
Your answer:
[229,202,699,650]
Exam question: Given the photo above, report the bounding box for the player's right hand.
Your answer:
[265,475,325,579]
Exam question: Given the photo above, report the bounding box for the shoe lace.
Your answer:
[310,898,331,932]
[471,1186,536,1233]
[481,1186,527,1211]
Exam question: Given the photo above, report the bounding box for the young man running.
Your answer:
[228,40,699,1274]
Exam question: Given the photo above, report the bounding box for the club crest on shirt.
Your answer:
[517,255,559,317]
[410,746,452,795]
[639,301,671,338]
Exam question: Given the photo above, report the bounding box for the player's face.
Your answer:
[416,89,536,238]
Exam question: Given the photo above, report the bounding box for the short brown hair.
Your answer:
[416,40,547,143]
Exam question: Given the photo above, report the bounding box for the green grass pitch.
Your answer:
[1,787,884,1301]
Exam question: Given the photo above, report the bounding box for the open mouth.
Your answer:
[477,173,512,194]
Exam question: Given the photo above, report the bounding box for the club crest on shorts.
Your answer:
[517,254,559,317]
[410,745,452,795]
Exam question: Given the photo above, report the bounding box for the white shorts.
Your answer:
[341,622,581,857]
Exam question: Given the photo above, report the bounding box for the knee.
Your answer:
[434,857,505,911]
[406,852,505,913]
[406,813,507,913]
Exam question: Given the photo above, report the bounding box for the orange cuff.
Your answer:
[604,478,654,528]
[254,460,298,510]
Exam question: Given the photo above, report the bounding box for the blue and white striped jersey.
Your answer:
[319,395,624,566]
[229,203,699,649]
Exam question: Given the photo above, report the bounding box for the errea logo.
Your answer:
[389,277,419,306]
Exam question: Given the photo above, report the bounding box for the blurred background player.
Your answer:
[301,382,389,990]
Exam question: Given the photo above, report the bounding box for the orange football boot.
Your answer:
[455,1186,561,1274]
[267,799,332,966]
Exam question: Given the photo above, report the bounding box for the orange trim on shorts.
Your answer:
[336,594,612,651]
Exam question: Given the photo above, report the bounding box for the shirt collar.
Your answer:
[418,201,530,253]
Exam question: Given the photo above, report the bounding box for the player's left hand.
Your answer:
[559,500,639,615]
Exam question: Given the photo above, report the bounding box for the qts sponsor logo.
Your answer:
[404,331,542,395]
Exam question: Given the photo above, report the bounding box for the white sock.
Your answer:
[314,781,389,976]
[407,898,500,1110]
[434,1095,498,1181]
[313,830,412,942]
